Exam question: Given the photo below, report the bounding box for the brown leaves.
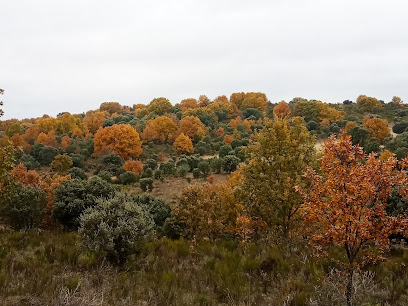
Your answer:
[300,132,407,268]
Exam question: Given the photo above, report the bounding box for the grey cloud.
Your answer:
[1,0,408,119]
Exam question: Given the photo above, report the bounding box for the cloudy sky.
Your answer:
[1,0,407,119]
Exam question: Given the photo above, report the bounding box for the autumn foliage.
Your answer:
[273,101,291,119]
[178,116,207,139]
[300,133,407,305]
[142,116,178,143]
[94,124,143,159]
[173,133,194,155]
[123,160,143,177]
[363,116,390,143]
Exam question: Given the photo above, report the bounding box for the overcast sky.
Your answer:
[1,0,408,119]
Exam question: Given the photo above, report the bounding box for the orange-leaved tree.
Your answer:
[179,98,199,112]
[100,102,123,115]
[123,160,143,177]
[141,116,178,143]
[83,111,106,134]
[94,124,143,160]
[299,132,408,306]
[178,116,208,139]
[273,101,291,119]
[363,116,390,143]
[173,133,194,155]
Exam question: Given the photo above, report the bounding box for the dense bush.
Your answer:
[176,163,190,177]
[79,193,155,264]
[96,170,112,183]
[140,177,154,192]
[0,182,46,229]
[119,171,138,185]
[219,144,232,158]
[68,167,87,180]
[222,155,241,172]
[53,177,117,230]
[30,143,59,165]
[69,153,85,168]
[19,154,40,170]
[393,122,408,134]
[131,194,171,229]
[192,168,200,178]
[198,160,210,177]
[210,157,223,173]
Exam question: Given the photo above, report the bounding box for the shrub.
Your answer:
[393,122,408,134]
[96,170,112,183]
[145,158,158,170]
[79,193,155,264]
[19,154,40,170]
[68,167,87,180]
[176,164,190,177]
[131,194,171,228]
[210,158,223,173]
[103,154,123,167]
[153,169,163,180]
[193,168,200,178]
[53,177,117,230]
[119,171,138,185]
[69,153,85,168]
[198,160,211,177]
[222,155,241,173]
[0,182,46,229]
[219,145,232,158]
[159,161,175,176]
[307,121,319,131]
[230,139,242,149]
[140,178,154,192]
[30,143,59,165]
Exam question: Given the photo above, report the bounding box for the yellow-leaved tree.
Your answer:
[94,124,143,159]
[173,133,194,155]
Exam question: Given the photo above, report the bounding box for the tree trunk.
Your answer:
[346,264,354,306]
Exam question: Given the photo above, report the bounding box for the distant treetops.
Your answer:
[0,92,403,163]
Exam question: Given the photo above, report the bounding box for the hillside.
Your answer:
[1,92,408,305]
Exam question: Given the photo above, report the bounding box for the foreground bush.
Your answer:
[0,181,46,229]
[79,193,155,264]
[52,176,117,230]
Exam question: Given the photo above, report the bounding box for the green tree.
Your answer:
[238,117,316,238]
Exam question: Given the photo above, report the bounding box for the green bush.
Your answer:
[0,181,46,229]
[30,143,59,165]
[219,145,232,158]
[19,154,40,170]
[222,155,240,173]
[198,160,210,177]
[68,167,87,180]
[192,168,200,178]
[96,170,112,183]
[131,194,171,228]
[176,164,190,177]
[69,153,85,168]
[154,169,163,180]
[119,171,138,185]
[53,177,117,230]
[210,158,223,173]
[140,178,154,192]
[79,193,155,264]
